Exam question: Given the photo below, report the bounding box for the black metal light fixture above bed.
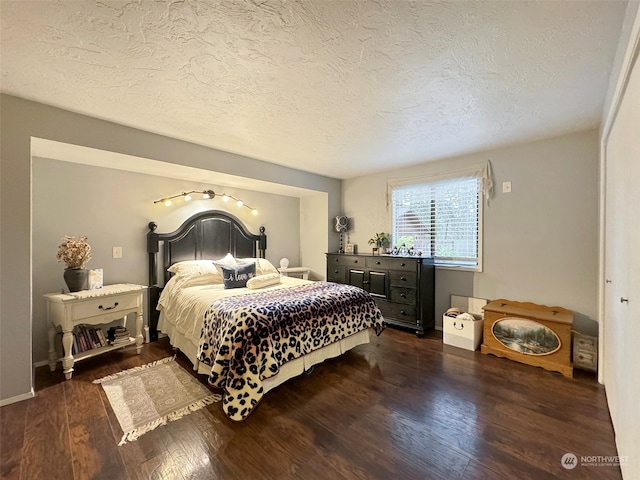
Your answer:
[153,189,258,215]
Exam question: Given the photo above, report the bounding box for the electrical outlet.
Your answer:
[112,246,123,259]
[502,181,512,193]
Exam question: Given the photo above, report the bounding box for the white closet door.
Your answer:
[603,50,639,479]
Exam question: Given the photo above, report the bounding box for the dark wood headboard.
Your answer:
[146,210,267,340]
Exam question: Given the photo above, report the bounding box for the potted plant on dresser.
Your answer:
[368,232,390,255]
[57,235,92,292]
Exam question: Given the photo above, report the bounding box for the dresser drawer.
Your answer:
[365,256,418,272]
[389,287,416,305]
[376,299,417,324]
[574,351,597,370]
[327,254,363,267]
[327,265,346,283]
[71,293,138,320]
[574,335,597,352]
[389,271,417,287]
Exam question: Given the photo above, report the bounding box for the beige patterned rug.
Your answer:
[93,356,220,445]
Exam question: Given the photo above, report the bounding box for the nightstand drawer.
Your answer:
[574,351,597,370]
[574,335,597,352]
[72,293,138,320]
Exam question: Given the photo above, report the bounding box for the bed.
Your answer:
[147,210,384,421]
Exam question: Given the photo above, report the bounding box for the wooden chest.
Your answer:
[481,299,573,377]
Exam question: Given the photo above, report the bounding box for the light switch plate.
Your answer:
[112,246,122,259]
[502,181,512,193]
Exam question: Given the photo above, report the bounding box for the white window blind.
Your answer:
[390,168,486,269]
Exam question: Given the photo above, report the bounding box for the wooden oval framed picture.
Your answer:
[491,317,561,356]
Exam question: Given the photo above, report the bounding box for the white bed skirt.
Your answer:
[157,311,373,394]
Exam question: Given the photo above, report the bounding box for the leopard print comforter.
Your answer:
[197,282,384,421]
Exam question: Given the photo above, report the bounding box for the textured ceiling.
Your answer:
[0,1,628,179]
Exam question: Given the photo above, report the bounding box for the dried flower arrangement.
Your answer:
[57,235,92,269]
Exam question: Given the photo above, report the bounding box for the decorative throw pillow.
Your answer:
[221,263,256,289]
[212,253,238,274]
[237,257,278,276]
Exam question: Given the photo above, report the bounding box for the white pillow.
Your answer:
[237,257,278,276]
[246,273,281,290]
[168,259,217,276]
[168,253,237,284]
[212,253,238,273]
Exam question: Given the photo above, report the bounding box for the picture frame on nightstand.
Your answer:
[345,243,357,254]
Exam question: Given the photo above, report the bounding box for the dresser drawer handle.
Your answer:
[401,263,406,267]
[400,277,406,281]
[400,310,406,316]
[334,258,339,262]
[400,293,406,298]
[98,302,119,311]
[376,261,381,265]
[334,270,339,274]
[354,260,358,264]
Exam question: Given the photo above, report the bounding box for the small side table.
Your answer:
[278,267,311,280]
[45,284,145,379]
[573,332,598,372]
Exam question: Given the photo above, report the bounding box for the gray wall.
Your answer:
[0,94,341,404]
[31,158,302,365]
[343,129,600,334]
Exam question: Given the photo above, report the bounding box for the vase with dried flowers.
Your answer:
[57,235,92,292]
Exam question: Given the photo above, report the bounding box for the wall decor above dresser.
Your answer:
[326,253,435,336]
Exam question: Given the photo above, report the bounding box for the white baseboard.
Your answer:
[0,388,35,407]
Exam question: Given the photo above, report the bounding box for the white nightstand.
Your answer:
[278,267,311,280]
[44,284,145,379]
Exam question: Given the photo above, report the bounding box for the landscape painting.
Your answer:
[491,317,560,356]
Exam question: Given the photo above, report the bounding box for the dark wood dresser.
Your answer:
[326,253,435,336]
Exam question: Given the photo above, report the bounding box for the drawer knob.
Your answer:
[400,277,406,281]
[401,263,406,267]
[354,260,358,263]
[400,293,406,298]
[400,310,406,315]
[98,302,119,311]
[334,258,339,262]
[376,261,381,265]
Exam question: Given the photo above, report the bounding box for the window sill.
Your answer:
[435,264,482,273]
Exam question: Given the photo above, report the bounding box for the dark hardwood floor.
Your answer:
[1,328,621,480]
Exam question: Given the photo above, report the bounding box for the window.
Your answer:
[389,163,490,270]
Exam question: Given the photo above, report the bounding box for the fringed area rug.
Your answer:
[93,356,221,445]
